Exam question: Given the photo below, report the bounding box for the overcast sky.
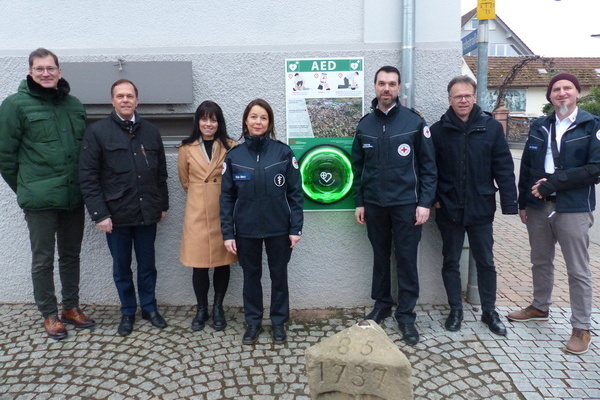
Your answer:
[461,0,600,57]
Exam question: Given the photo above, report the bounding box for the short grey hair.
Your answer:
[447,75,476,95]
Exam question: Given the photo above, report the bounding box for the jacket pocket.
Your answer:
[104,142,130,173]
[25,112,58,143]
[476,184,498,196]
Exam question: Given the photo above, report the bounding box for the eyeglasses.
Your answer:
[450,94,475,101]
[31,66,59,74]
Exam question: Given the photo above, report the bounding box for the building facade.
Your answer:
[0,0,462,308]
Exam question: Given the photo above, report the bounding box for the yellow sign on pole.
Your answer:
[477,0,496,20]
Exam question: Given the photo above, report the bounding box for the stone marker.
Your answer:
[305,320,413,400]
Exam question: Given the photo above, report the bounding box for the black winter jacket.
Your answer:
[79,111,169,227]
[430,104,517,225]
[220,134,303,240]
[518,108,600,212]
[351,99,437,208]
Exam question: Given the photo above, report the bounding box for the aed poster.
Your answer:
[285,58,365,211]
[285,58,365,141]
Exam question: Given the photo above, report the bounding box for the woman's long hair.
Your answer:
[241,98,275,140]
[182,100,231,150]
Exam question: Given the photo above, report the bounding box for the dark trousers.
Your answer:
[236,235,292,325]
[24,206,85,317]
[435,211,497,312]
[365,203,421,324]
[106,224,158,316]
[192,266,231,305]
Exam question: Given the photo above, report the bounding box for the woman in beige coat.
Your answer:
[178,101,237,331]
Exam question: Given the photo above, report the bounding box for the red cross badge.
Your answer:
[423,126,431,138]
[398,144,411,157]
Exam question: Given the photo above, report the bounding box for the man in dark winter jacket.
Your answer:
[351,66,437,345]
[430,75,517,336]
[508,73,600,355]
[79,79,169,336]
[0,48,95,340]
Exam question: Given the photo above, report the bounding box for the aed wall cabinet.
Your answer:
[289,137,355,211]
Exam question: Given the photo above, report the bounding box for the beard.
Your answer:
[556,104,569,116]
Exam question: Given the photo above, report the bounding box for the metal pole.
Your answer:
[476,19,489,111]
[467,18,489,305]
[401,0,415,108]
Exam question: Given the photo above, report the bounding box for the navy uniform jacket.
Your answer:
[518,109,600,213]
[220,134,303,240]
[351,98,437,209]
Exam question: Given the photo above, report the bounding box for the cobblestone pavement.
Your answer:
[0,301,598,400]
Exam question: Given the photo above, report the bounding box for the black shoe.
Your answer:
[118,315,135,336]
[482,310,507,336]
[365,307,392,324]
[191,306,209,331]
[272,324,287,344]
[398,322,420,345]
[242,324,262,345]
[213,293,227,331]
[141,311,168,329]
[445,309,463,332]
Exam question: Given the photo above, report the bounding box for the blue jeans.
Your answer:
[106,224,158,316]
[435,211,497,312]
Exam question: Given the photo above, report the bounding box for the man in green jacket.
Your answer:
[0,48,95,340]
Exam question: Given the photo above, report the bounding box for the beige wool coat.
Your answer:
[178,139,237,268]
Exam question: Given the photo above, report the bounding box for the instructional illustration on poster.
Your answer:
[285,58,364,140]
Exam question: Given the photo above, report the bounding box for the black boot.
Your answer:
[191,305,209,331]
[213,292,227,331]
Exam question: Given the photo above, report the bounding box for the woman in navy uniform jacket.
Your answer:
[220,98,303,345]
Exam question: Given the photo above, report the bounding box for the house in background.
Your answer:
[464,56,600,117]
[461,8,600,117]
[461,8,533,57]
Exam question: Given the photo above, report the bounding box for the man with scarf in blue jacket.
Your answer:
[430,75,517,336]
[352,66,437,345]
[508,73,600,354]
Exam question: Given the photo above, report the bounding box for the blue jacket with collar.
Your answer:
[351,98,437,209]
[518,108,600,212]
[220,134,303,240]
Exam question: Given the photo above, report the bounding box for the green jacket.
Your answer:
[0,77,87,210]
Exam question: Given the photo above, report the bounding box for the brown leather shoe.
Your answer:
[44,315,68,340]
[61,307,96,328]
[506,305,549,322]
[565,328,591,355]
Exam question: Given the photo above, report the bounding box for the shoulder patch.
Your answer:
[423,126,431,138]
[222,162,227,174]
[596,129,600,141]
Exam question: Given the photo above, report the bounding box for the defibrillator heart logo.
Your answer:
[320,172,333,183]
[289,63,297,71]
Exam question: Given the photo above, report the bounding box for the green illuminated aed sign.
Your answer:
[299,145,354,204]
